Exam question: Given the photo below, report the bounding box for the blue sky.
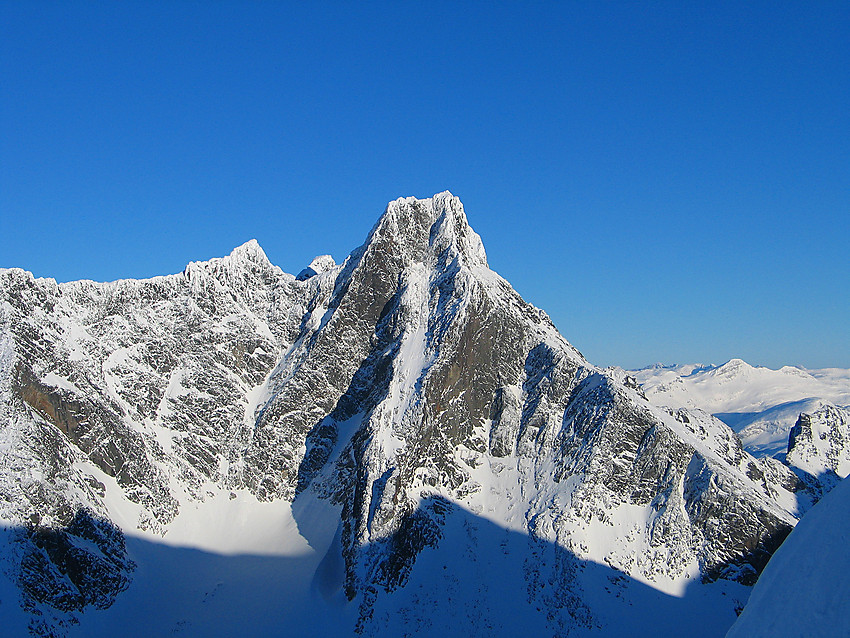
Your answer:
[1,2,847,369]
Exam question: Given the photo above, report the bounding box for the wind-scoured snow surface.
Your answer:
[727,475,850,638]
[0,193,819,637]
[630,360,850,458]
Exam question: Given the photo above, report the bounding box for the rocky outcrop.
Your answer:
[783,403,850,501]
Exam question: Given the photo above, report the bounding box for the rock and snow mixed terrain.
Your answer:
[0,193,845,637]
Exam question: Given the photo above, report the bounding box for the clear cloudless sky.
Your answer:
[1,1,848,369]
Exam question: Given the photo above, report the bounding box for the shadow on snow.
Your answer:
[2,498,750,638]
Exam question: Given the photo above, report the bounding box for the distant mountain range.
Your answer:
[628,359,850,459]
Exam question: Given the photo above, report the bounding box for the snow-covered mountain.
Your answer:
[0,193,824,637]
[630,361,850,459]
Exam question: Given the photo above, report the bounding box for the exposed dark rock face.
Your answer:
[0,193,814,636]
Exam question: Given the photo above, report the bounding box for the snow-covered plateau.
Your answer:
[0,193,847,637]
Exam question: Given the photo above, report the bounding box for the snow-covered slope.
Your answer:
[0,193,815,637]
[727,474,850,638]
[631,361,850,458]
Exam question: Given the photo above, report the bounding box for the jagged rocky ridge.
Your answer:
[0,193,825,636]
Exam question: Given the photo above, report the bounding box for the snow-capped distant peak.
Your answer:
[228,239,270,263]
[296,254,337,281]
[181,239,282,288]
[713,358,754,376]
[308,255,335,274]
